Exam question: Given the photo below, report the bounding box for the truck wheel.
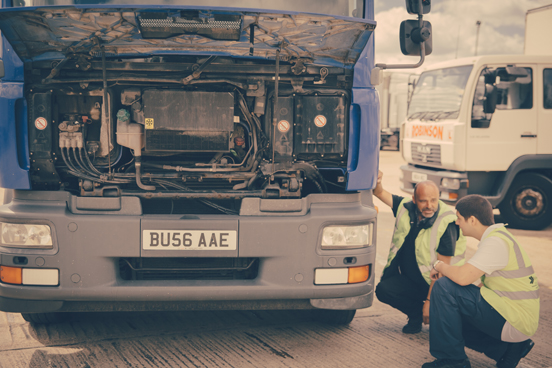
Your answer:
[312,309,356,325]
[498,173,552,230]
[21,312,71,324]
[388,134,399,150]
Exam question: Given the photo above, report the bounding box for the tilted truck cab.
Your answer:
[0,0,382,324]
[0,0,434,324]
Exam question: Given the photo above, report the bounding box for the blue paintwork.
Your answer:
[346,0,379,191]
[0,21,29,189]
[0,35,23,82]
[0,0,380,192]
[346,87,379,191]
[0,81,30,189]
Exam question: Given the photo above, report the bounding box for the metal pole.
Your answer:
[475,20,481,56]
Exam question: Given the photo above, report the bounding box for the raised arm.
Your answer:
[373,170,393,208]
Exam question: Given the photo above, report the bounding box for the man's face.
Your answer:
[455,211,472,236]
[412,183,439,218]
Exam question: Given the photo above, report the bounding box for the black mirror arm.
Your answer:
[376,36,426,70]
[377,3,426,70]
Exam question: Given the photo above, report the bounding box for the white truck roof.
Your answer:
[417,54,552,73]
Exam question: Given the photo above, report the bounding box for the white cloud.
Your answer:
[374,0,551,68]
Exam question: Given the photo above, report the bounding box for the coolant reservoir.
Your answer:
[116,109,144,155]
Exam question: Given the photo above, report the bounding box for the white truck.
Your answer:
[377,71,416,150]
[400,5,552,230]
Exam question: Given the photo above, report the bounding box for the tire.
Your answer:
[388,134,399,150]
[312,309,356,325]
[21,312,71,324]
[498,173,552,230]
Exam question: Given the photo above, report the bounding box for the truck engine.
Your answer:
[27,55,351,214]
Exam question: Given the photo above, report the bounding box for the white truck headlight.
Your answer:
[321,224,373,249]
[441,178,461,190]
[1,222,53,248]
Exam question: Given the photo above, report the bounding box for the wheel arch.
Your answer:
[486,154,552,207]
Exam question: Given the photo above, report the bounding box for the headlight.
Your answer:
[1,222,53,248]
[321,224,373,249]
[441,178,461,190]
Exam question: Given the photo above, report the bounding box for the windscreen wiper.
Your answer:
[182,55,218,85]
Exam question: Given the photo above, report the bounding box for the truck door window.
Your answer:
[495,68,533,110]
[544,69,552,109]
[472,67,533,128]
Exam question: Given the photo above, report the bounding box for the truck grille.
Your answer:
[119,257,259,281]
[411,143,441,165]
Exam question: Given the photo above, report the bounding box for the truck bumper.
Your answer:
[0,191,377,313]
[400,164,469,203]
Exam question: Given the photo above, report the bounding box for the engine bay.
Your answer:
[26,55,353,212]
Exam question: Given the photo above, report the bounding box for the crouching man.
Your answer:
[423,195,539,368]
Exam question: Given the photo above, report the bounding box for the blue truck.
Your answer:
[0,0,431,324]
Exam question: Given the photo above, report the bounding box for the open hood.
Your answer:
[0,6,375,67]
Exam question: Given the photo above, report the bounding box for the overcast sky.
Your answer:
[374,0,551,67]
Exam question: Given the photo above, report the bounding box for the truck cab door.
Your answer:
[468,65,537,171]
[539,65,552,154]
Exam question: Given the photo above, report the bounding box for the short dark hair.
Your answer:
[456,195,495,226]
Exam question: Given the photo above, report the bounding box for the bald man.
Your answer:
[374,171,466,334]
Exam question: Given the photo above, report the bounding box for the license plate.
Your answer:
[412,172,428,182]
[143,230,237,250]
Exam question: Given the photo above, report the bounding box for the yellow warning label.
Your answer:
[145,118,154,129]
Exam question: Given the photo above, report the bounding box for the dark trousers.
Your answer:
[376,271,429,321]
[429,277,510,361]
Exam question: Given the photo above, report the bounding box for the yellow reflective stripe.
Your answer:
[395,206,408,231]
[385,202,410,270]
[497,230,526,268]
[489,266,536,279]
[494,289,540,300]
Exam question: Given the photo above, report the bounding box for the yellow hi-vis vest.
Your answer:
[480,227,540,337]
[384,198,466,285]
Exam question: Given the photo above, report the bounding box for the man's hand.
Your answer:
[430,268,440,281]
[373,170,393,208]
[423,300,430,324]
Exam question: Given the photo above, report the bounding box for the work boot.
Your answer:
[402,317,422,334]
[422,359,471,368]
[496,339,534,368]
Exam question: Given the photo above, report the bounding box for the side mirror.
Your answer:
[484,70,496,84]
[400,20,432,56]
[483,84,497,114]
[0,60,4,78]
[405,0,431,15]
[375,0,431,70]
